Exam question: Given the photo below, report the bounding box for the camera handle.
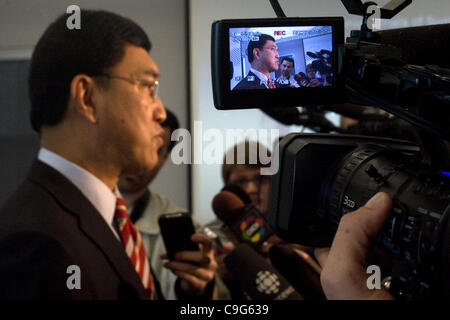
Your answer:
[269,0,287,18]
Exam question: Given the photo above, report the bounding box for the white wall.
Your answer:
[0,0,189,210]
[189,0,450,225]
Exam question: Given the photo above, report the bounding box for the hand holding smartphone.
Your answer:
[158,212,199,260]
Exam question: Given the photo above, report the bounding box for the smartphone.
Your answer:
[158,212,199,260]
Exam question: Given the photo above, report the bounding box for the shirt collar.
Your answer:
[250,67,271,87]
[38,148,119,238]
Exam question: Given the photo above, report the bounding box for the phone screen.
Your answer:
[158,212,199,259]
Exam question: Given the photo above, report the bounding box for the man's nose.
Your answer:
[244,180,258,194]
[154,97,167,123]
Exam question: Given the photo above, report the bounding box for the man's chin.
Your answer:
[124,158,155,177]
[124,175,138,184]
[120,171,154,192]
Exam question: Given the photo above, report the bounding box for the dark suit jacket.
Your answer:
[0,160,150,299]
[232,71,268,90]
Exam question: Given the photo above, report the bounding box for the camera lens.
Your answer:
[320,143,450,298]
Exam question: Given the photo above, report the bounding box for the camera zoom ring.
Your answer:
[328,146,383,228]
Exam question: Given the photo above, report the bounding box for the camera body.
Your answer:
[211,17,345,109]
[268,133,449,299]
[210,1,450,299]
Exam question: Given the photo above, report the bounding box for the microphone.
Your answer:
[294,72,309,87]
[268,244,326,300]
[224,243,303,300]
[212,185,273,248]
[221,184,251,204]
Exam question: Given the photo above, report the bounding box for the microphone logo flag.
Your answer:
[256,270,280,294]
[240,216,266,243]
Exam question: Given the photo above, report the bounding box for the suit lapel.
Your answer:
[27,160,147,298]
[248,71,266,89]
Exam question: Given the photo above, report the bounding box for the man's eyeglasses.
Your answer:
[95,73,159,100]
[261,46,279,53]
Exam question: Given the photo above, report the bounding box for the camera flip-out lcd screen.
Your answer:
[230,26,334,90]
[212,17,345,109]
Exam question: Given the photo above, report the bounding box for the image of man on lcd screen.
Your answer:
[233,34,279,90]
[275,57,300,88]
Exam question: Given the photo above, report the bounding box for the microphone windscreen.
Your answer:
[212,190,245,223]
[212,185,273,248]
[269,244,326,300]
[224,243,303,300]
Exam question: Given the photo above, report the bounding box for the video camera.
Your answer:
[211,0,450,299]
[307,49,333,85]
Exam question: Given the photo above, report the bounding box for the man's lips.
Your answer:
[154,130,165,146]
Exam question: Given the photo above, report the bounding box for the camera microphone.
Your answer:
[306,51,319,59]
[212,185,273,248]
[224,243,303,300]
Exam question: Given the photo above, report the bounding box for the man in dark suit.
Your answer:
[233,34,280,90]
[0,10,217,299]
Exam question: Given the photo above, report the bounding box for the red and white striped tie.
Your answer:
[115,197,155,299]
[267,78,276,89]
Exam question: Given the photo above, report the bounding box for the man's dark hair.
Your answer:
[222,140,271,184]
[247,34,275,63]
[29,10,151,132]
[161,108,180,152]
[280,56,295,68]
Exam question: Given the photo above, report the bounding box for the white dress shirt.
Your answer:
[276,74,300,88]
[38,148,120,239]
[250,67,273,88]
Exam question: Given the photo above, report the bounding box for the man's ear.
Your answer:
[253,48,261,61]
[69,74,98,124]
